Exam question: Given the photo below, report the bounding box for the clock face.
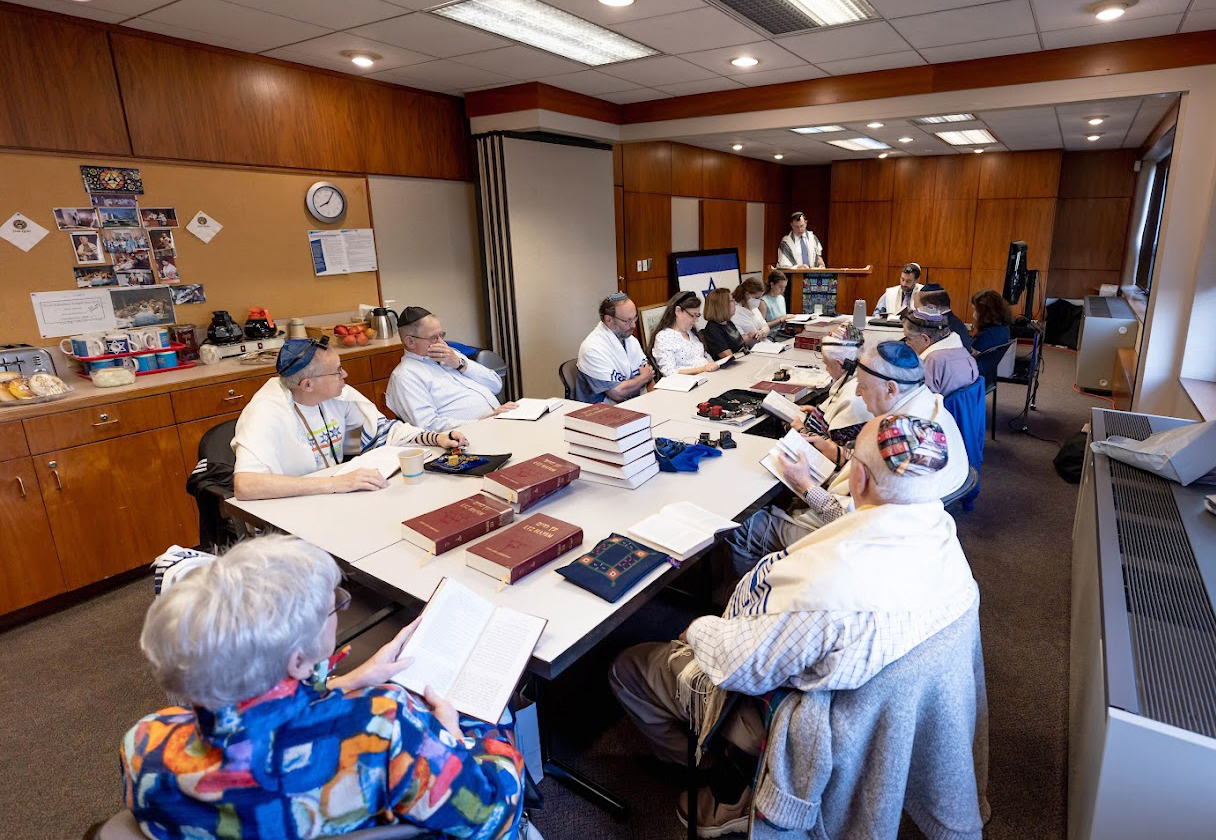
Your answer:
[307,182,346,222]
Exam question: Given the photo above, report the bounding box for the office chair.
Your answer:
[973,340,1015,441]
[558,359,578,400]
[185,418,241,552]
[474,349,508,401]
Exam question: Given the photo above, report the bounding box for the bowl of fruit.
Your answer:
[334,323,375,346]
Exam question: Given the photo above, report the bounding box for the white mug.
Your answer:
[398,448,426,485]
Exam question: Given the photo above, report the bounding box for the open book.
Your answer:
[760,390,803,424]
[496,398,565,421]
[760,429,838,494]
[654,373,708,392]
[313,445,404,481]
[750,340,790,355]
[627,501,740,563]
[391,578,546,723]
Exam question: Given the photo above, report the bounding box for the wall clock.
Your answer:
[306,181,347,223]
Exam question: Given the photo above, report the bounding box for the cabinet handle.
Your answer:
[222,389,245,402]
[48,461,62,490]
[92,412,120,427]
[15,476,25,498]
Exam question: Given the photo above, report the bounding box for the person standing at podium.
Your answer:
[776,211,825,270]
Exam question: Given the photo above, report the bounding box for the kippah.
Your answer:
[277,338,325,376]
[876,415,949,476]
[918,282,944,292]
[904,262,921,272]
[401,306,432,326]
[822,323,863,347]
[876,340,921,369]
[902,305,949,328]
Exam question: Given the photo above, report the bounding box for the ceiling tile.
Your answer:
[775,20,912,63]
[1040,13,1183,48]
[920,33,1041,63]
[349,13,512,57]
[817,50,925,76]
[261,34,431,74]
[678,40,807,75]
[602,55,719,85]
[537,70,639,95]
[380,0,449,10]
[138,0,329,50]
[122,17,270,51]
[867,0,985,17]
[889,0,1035,50]
[656,76,745,95]
[543,0,706,27]
[226,0,404,29]
[385,58,513,91]
[735,65,828,86]
[1031,0,1189,31]
[610,7,761,54]
[457,45,587,77]
[365,67,450,91]
[1180,8,1216,32]
[5,0,130,23]
[600,88,672,103]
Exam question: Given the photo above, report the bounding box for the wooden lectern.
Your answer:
[772,265,873,316]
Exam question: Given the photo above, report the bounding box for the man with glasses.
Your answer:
[387,306,511,432]
[232,337,463,500]
[575,292,654,404]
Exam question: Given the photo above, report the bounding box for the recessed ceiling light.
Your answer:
[914,114,976,124]
[1087,116,1105,126]
[935,128,997,145]
[878,152,889,159]
[774,154,784,160]
[1087,134,1102,141]
[867,121,884,128]
[341,50,382,68]
[782,0,879,27]
[790,125,845,134]
[898,136,913,143]
[731,56,759,68]
[732,144,744,150]
[434,0,658,66]
[973,148,984,154]
[1088,1,1133,22]
[828,137,890,151]
[599,0,633,6]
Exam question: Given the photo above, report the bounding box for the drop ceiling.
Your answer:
[10,0,1215,103]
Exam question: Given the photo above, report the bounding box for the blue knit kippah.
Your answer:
[876,340,920,369]
[277,338,323,376]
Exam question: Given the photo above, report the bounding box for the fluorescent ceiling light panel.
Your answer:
[828,137,890,151]
[782,0,878,27]
[914,114,976,124]
[935,129,997,145]
[790,125,844,134]
[433,0,658,66]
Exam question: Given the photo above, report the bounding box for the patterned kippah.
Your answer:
[401,306,432,326]
[902,305,949,328]
[822,324,863,347]
[875,415,949,476]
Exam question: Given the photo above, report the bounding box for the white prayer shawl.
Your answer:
[232,378,419,477]
[875,283,923,317]
[576,322,647,403]
[821,373,872,432]
[776,231,824,268]
[919,330,964,359]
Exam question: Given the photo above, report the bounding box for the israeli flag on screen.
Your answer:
[674,252,741,300]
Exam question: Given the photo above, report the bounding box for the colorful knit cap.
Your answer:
[876,414,949,476]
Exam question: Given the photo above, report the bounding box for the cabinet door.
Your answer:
[36,427,198,590]
[177,411,240,473]
[0,458,66,613]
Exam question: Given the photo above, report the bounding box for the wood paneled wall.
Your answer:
[788,166,832,257]
[0,3,470,180]
[828,150,1066,316]
[1050,150,1139,298]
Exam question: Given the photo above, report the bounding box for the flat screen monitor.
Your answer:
[668,248,741,302]
[1003,240,1029,304]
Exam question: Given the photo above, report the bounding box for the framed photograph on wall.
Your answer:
[638,302,667,353]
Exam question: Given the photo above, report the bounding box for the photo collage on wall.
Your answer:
[52,165,203,302]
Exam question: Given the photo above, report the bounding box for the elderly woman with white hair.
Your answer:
[121,535,525,839]
[789,324,872,445]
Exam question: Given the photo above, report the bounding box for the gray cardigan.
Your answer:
[751,604,990,840]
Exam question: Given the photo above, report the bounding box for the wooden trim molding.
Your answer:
[466,82,623,124]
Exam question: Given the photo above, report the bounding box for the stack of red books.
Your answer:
[562,404,658,490]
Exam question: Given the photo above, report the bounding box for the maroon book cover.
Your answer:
[466,514,584,584]
[483,454,580,512]
[751,381,808,395]
[401,493,514,555]
[564,403,651,439]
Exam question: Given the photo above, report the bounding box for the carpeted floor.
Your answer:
[0,346,1104,839]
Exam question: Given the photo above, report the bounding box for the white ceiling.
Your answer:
[11,0,1215,102]
[672,93,1180,163]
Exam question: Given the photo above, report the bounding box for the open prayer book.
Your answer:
[759,390,803,424]
[654,373,708,392]
[391,577,546,723]
[761,429,838,494]
[750,340,790,355]
[627,501,740,563]
[496,398,565,421]
[313,445,404,480]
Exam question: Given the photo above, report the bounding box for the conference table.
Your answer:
[223,339,842,814]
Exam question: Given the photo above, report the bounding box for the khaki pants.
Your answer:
[609,641,766,765]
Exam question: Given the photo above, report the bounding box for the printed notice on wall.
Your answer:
[308,228,377,276]
[31,289,116,338]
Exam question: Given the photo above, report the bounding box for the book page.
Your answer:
[496,398,563,421]
[654,373,705,392]
[326,445,405,480]
[662,501,740,535]
[771,429,837,484]
[448,607,546,722]
[761,390,801,423]
[628,514,708,557]
[751,341,788,355]
[392,579,495,700]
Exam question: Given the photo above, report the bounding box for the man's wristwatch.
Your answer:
[456,357,468,373]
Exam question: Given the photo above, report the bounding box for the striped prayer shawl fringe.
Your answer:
[669,640,729,764]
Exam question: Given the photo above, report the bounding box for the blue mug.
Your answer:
[88,359,118,372]
[153,326,171,348]
[134,354,157,372]
[154,350,178,369]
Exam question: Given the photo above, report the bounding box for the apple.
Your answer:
[356,333,369,345]
[342,334,358,346]
[335,324,349,336]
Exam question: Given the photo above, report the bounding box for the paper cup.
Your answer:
[398,448,425,485]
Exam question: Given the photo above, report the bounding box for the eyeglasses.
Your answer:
[611,313,638,325]
[408,331,447,344]
[330,586,351,616]
[312,366,346,379]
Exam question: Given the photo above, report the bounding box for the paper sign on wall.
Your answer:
[309,228,377,276]
[1,213,49,252]
[186,210,222,243]
[31,289,116,337]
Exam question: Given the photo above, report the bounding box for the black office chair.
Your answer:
[974,340,1015,441]
[185,418,241,553]
[942,466,980,510]
[558,358,578,400]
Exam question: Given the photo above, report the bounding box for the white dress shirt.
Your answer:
[386,351,501,432]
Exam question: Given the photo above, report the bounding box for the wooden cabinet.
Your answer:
[171,376,272,424]
[373,380,393,419]
[22,395,175,455]
[371,350,404,381]
[35,427,197,590]
[0,458,65,613]
[0,421,29,462]
[177,411,241,473]
[344,356,372,385]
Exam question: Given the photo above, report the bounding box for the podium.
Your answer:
[773,265,872,316]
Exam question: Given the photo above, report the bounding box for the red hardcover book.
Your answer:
[750,380,810,401]
[401,493,514,555]
[482,454,580,513]
[564,404,651,440]
[466,514,584,584]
